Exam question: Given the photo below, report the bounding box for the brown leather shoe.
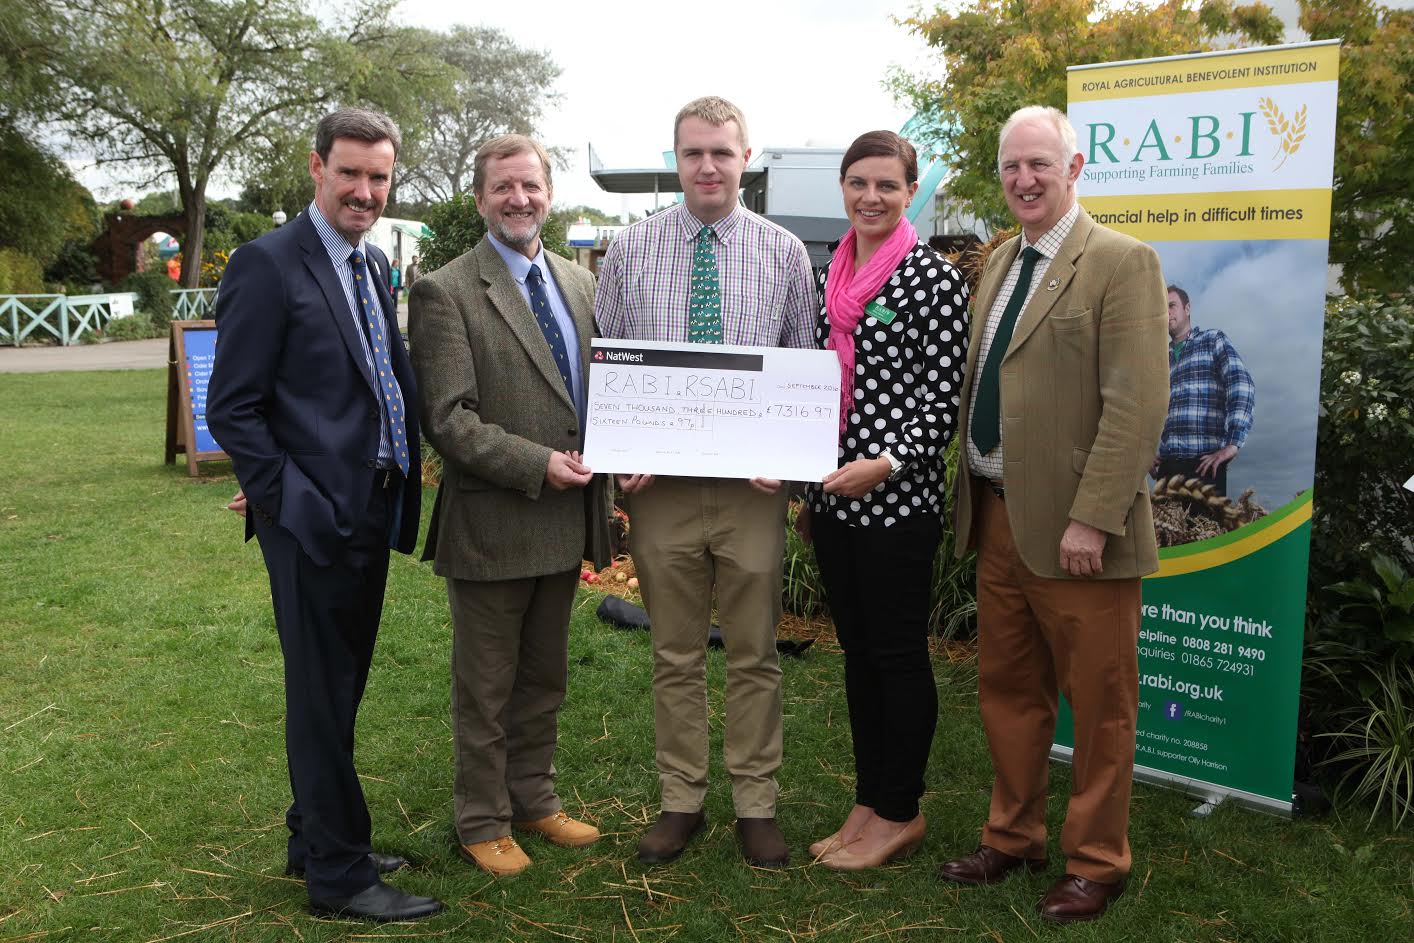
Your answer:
[940,845,1046,885]
[636,811,706,864]
[736,817,789,868]
[458,836,531,877]
[1038,874,1125,922]
[514,810,601,848]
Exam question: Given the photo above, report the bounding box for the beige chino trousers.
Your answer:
[629,477,789,818]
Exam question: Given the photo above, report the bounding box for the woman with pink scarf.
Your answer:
[800,131,969,870]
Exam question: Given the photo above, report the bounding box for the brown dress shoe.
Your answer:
[636,811,706,864]
[514,810,601,848]
[736,817,789,868]
[1038,874,1125,923]
[940,845,1046,885]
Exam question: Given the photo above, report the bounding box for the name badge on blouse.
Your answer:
[864,300,897,325]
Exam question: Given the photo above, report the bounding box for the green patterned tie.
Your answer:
[687,225,723,344]
[971,246,1042,456]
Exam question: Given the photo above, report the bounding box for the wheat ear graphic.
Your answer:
[1259,97,1307,171]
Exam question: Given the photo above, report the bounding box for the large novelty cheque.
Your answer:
[582,339,841,482]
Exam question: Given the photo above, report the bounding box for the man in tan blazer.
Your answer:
[941,106,1168,923]
[411,135,612,877]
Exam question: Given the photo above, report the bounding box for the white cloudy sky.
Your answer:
[71,0,1412,212]
[395,0,931,215]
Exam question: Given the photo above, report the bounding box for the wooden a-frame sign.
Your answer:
[165,320,228,476]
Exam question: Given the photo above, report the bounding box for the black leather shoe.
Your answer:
[736,817,789,868]
[636,811,706,864]
[286,851,408,878]
[940,845,1046,885]
[309,879,443,922]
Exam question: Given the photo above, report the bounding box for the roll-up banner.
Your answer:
[1055,41,1340,815]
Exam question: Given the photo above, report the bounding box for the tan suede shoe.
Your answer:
[458,836,531,876]
[514,810,601,848]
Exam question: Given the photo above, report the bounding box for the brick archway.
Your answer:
[90,212,187,284]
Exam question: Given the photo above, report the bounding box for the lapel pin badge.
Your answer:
[1046,278,1060,291]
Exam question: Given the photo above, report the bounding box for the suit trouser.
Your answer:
[974,486,1140,883]
[254,483,391,899]
[629,478,788,818]
[813,512,941,822]
[447,569,577,844]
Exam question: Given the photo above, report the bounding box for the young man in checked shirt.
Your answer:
[593,96,816,868]
[1151,285,1255,496]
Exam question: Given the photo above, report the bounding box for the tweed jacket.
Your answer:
[410,237,612,582]
[952,208,1169,580]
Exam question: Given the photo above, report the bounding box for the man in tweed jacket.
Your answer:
[411,135,611,878]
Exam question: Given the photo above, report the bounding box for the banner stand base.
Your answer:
[1049,744,1292,818]
[1190,796,1226,818]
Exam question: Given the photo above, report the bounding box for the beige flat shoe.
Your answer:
[819,815,925,872]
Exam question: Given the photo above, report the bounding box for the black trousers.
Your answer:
[812,511,942,822]
[1154,455,1228,496]
[254,480,392,898]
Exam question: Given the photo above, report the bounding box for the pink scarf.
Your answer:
[824,217,919,430]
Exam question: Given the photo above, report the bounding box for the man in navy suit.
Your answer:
[208,108,442,923]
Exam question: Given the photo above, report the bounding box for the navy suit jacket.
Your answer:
[207,211,421,566]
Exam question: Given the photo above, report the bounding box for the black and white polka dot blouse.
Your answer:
[808,242,969,528]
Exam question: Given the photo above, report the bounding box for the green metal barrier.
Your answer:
[171,288,218,320]
[0,293,140,346]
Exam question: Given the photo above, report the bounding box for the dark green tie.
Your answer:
[687,225,723,344]
[971,246,1042,455]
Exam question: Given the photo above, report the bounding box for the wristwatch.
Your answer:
[882,451,905,480]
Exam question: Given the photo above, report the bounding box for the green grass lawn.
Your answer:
[0,368,1410,943]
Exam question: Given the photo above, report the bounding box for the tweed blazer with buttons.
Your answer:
[952,208,1169,580]
[411,237,612,582]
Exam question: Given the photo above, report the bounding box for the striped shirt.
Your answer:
[593,203,815,349]
[966,202,1079,480]
[307,201,402,467]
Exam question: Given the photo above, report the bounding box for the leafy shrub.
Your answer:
[929,439,977,639]
[418,193,570,274]
[1310,295,1414,595]
[119,270,178,333]
[0,248,45,294]
[43,239,100,290]
[1317,659,1414,829]
[102,312,156,341]
[783,500,827,619]
[1304,294,1414,822]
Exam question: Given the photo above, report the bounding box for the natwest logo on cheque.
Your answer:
[594,349,645,363]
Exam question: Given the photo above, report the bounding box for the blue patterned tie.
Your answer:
[349,250,409,477]
[527,264,573,395]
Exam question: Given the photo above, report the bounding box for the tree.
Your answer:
[398,26,563,203]
[35,0,448,288]
[1300,1,1414,295]
[555,204,637,227]
[235,125,315,219]
[889,0,1284,234]
[418,194,569,274]
[0,124,99,268]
